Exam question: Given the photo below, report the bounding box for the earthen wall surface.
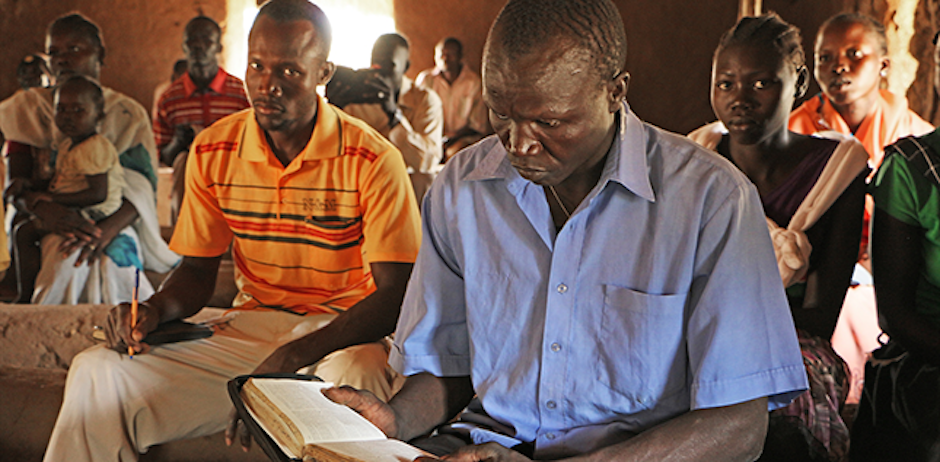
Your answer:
[395,0,860,134]
[0,0,226,117]
[3,1,935,136]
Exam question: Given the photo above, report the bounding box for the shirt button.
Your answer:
[545,433,555,440]
[550,343,561,352]
[546,400,557,409]
[556,283,568,294]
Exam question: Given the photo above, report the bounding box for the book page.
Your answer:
[311,439,437,461]
[250,379,387,445]
[245,401,300,458]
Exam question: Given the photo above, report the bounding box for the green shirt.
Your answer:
[871,130,940,328]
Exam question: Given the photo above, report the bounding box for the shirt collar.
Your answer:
[182,68,228,97]
[397,77,414,109]
[465,102,656,202]
[433,66,466,82]
[237,95,343,162]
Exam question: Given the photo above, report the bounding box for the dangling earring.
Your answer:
[880,69,888,78]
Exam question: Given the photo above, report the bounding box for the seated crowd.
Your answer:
[0,0,937,461]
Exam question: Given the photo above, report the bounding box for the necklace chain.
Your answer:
[548,185,572,220]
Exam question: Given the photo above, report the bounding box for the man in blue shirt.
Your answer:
[326,0,808,460]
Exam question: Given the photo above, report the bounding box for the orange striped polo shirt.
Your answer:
[170,98,421,314]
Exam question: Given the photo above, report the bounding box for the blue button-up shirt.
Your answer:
[390,105,807,459]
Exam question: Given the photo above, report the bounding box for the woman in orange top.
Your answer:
[789,13,932,166]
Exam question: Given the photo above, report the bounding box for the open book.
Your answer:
[239,377,435,461]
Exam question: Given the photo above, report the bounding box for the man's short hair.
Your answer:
[374,33,410,55]
[486,0,626,81]
[818,12,887,56]
[255,0,332,55]
[56,74,105,115]
[48,13,105,62]
[185,15,221,37]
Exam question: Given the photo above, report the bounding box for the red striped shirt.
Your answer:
[153,68,250,151]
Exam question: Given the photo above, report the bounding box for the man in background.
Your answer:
[332,33,443,202]
[153,16,250,224]
[416,37,490,160]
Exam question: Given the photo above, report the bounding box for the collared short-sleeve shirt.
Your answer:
[343,77,444,175]
[170,98,421,314]
[415,67,489,138]
[390,105,807,458]
[153,68,250,151]
[343,77,444,203]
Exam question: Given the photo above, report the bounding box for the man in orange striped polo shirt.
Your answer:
[43,2,421,460]
[154,16,251,224]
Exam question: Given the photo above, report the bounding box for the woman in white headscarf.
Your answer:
[0,13,178,304]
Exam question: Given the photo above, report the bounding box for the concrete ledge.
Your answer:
[0,304,234,369]
[0,304,108,369]
[0,304,268,462]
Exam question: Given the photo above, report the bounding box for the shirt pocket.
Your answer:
[595,284,688,409]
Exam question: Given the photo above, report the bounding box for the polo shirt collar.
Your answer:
[182,68,228,97]
[237,95,343,162]
[466,102,656,203]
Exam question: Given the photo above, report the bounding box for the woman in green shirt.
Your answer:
[850,129,940,461]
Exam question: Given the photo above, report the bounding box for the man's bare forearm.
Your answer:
[145,255,222,323]
[390,373,475,441]
[273,262,413,371]
[159,142,185,167]
[566,398,768,462]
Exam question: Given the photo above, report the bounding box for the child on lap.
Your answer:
[10,75,126,303]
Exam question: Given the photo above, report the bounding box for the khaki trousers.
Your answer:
[43,310,402,462]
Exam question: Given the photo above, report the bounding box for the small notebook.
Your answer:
[91,319,213,345]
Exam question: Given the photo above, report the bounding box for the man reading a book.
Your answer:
[42,1,421,461]
[325,0,809,460]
